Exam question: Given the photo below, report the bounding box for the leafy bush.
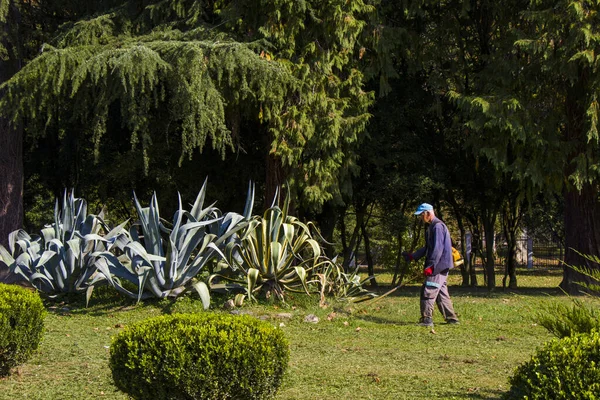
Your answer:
[537,299,600,338]
[504,331,600,399]
[109,313,289,400]
[536,252,600,338]
[0,283,46,376]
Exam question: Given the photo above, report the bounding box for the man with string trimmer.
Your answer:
[403,203,459,327]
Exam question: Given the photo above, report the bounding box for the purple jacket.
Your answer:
[412,217,453,275]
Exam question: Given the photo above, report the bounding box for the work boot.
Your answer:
[446,319,460,325]
[418,317,433,327]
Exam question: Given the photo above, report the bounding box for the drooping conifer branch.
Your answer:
[1,0,375,210]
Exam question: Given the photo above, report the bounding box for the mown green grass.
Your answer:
[0,269,594,399]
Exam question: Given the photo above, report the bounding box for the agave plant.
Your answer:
[95,180,253,308]
[215,192,335,302]
[316,260,377,305]
[0,191,125,299]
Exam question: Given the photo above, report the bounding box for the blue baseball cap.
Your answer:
[414,203,433,215]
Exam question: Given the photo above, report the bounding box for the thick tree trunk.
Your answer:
[560,183,600,294]
[0,120,23,250]
[0,3,24,282]
[559,69,600,293]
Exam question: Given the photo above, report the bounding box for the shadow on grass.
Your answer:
[366,284,564,299]
[42,285,168,317]
[440,389,504,400]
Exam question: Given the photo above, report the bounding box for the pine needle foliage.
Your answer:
[1,0,374,209]
[448,0,600,193]
[0,0,7,25]
[0,0,12,61]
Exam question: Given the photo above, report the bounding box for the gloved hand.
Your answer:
[402,251,413,262]
[423,266,434,276]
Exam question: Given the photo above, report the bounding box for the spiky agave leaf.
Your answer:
[99,184,249,306]
[0,191,128,298]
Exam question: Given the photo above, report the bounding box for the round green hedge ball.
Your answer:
[0,283,46,376]
[110,313,289,400]
[504,330,600,399]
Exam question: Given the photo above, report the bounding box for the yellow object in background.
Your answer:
[452,247,464,267]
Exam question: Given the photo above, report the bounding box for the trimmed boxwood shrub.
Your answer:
[504,331,600,399]
[109,313,289,400]
[0,283,46,376]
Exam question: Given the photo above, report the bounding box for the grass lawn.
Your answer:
[0,268,594,399]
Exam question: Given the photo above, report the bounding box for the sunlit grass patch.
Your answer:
[0,270,592,400]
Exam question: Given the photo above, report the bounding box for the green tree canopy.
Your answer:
[450,0,600,291]
[0,0,373,216]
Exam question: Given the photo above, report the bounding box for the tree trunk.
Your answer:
[0,2,24,282]
[342,204,365,272]
[502,196,521,289]
[446,191,470,285]
[482,212,497,290]
[503,231,518,289]
[265,152,284,207]
[390,202,408,286]
[391,234,403,286]
[315,201,338,258]
[339,205,348,260]
[455,218,470,286]
[467,247,477,287]
[560,183,600,293]
[503,225,518,290]
[360,221,377,287]
[397,217,423,286]
[559,67,600,293]
[465,215,481,287]
[0,118,22,250]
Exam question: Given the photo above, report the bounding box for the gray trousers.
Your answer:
[420,272,457,321]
